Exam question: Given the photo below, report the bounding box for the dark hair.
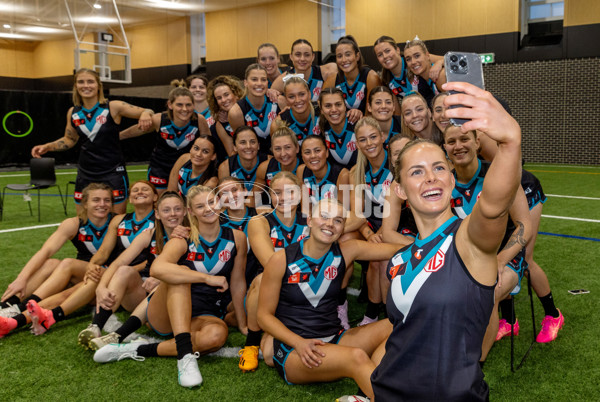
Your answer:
[233,125,258,145]
[257,43,280,58]
[335,35,363,73]
[191,134,219,185]
[291,38,313,53]
[185,74,208,88]
[368,86,394,105]
[300,134,327,152]
[317,87,346,135]
[373,36,400,87]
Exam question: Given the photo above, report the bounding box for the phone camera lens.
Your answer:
[450,65,458,72]
[459,59,467,68]
[450,55,458,63]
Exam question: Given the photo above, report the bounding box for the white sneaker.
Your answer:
[93,342,145,363]
[177,352,202,387]
[0,304,21,318]
[78,323,102,349]
[358,315,378,326]
[90,332,120,351]
[337,300,350,330]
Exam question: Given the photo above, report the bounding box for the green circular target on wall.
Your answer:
[3,110,34,138]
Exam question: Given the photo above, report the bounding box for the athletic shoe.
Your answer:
[178,352,202,387]
[0,304,21,318]
[26,300,55,335]
[496,318,520,341]
[536,309,564,343]
[358,315,378,326]
[90,332,120,351]
[93,342,145,363]
[0,316,18,338]
[78,324,102,349]
[336,396,370,402]
[238,346,259,372]
[337,300,350,330]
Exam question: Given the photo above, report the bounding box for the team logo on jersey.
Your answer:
[117,228,131,236]
[78,234,92,242]
[346,141,357,151]
[356,90,364,101]
[268,111,277,121]
[185,132,195,142]
[424,250,446,273]
[324,265,338,280]
[207,116,215,126]
[96,115,107,124]
[297,234,307,242]
[414,249,423,260]
[219,250,231,262]
[73,118,85,127]
[186,252,205,261]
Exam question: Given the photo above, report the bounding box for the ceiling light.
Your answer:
[145,0,199,11]
[0,32,28,39]
[3,24,10,29]
[77,16,118,24]
[21,26,66,34]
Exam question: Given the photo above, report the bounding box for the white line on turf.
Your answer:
[542,215,600,223]
[0,223,60,233]
[547,194,600,201]
[0,169,147,178]
[527,164,600,169]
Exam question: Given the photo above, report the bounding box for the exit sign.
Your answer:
[480,53,495,64]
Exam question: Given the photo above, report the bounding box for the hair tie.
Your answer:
[282,73,306,83]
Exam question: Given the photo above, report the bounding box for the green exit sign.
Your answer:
[480,53,495,64]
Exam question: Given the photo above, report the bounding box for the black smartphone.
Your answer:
[568,289,590,295]
[444,51,485,126]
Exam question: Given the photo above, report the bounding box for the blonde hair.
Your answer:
[404,38,429,82]
[154,191,188,254]
[78,182,113,223]
[353,117,383,187]
[72,68,106,106]
[186,185,217,246]
[271,126,299,150]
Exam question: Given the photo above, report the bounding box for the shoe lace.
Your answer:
[540,316,554,331]
[117,352,145,362]
[181,352,200,374]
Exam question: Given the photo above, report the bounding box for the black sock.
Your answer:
[17,294,41,312]
[1,295,20,308]
[137,343,159,358]
[479,360,485,369]
[175,332,193,359]
[364,301,380,319]
[499,299,515,324]
[380,302,388,319]
[92,307,113,329]
[52,306,65,322]
[538,292,559,318]
[14,313,27,328]
[337,288,347,306]
[245,329,263,347]
[115,316,143,342]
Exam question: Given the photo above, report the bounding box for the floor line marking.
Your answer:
[0,223,60,233]
[542,214,600,223]
[0,169,147,178]
[539,232,600,242]
[528,169,600,175]
[526,164,600,169]
[546,194,600,201]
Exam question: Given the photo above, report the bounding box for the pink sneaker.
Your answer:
[358,315,378,326]
[0,316,18,338]
[337,300,350,330]
[536,309,564,343]
[27,300,55,335]
[496,318,519,341]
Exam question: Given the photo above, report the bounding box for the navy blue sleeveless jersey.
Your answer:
[521,169,547,210]
[138,229,168,278]
[221,207,260,283]
[199,107,214,128]
[265,211,310,252]
[265,158,299,187]
[208,121,229,164]
[371,216,494,401]
[411,71,439,106]
[238,96,279,154]
[148,112,201,187]
[228,153,269,191]
[386,57,411,100]
[276,240,346,339]
[321,118,357,167]
[286,65,325,102]
[302,162,344,205]
[383,116,403,148]
[364,152,394,232]
[335,67,373,114]
[71,101,124,176]
[114,211,156,266]
[277,108,319,145]
[177,160,215,198]
[71,215,113,262]
[178,227,238,315]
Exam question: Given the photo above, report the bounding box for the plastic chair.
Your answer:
[2,158,67,221]
[65,180,76,214]
[510,266,537,372]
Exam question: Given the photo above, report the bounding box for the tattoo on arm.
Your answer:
[55,139,68,150]
[502,221,527,251]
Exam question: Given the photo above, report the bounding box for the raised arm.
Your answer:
[110,100,155,131]
[32,108,79,157]
[1,217,79,302]
[342,238,408,263]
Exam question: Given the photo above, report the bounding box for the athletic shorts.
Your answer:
[506,248,528,296]
[190,291,228,319]
[74,165,129,204]
[147,163,170,189]
[521,170,547,210]
[273,328,345,384]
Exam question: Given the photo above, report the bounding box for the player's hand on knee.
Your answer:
[1,277,27,302]
[142,277,161,293]
[296,338,326,368]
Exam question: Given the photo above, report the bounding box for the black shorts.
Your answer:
[272,328,345,384]
[506,248,528,295]
[147,163,170,189]
[521,170,546,210]
[190,292,228,319]
[74,165,129,204]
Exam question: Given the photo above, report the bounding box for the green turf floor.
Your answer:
[0,163,598,401]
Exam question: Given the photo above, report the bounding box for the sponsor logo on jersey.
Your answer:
[324,265,338,280]
[414,249,423,260]
[96,115,107,124]
[149,176,167,185]
[424,250,446,273]
[313,87,321,98]
[356,90,364,101]
[268,111,277,121]
[74,192,83,200]
[389,263,406,279]
[73,118,85,127]
[346,141,357,151]
[185,132,195,142]
[219,250,231,262]
[78,234,92,242]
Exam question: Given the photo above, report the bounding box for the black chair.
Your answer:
[65,180,76,214]
[510,266,537,372]
[2,158,67,222]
